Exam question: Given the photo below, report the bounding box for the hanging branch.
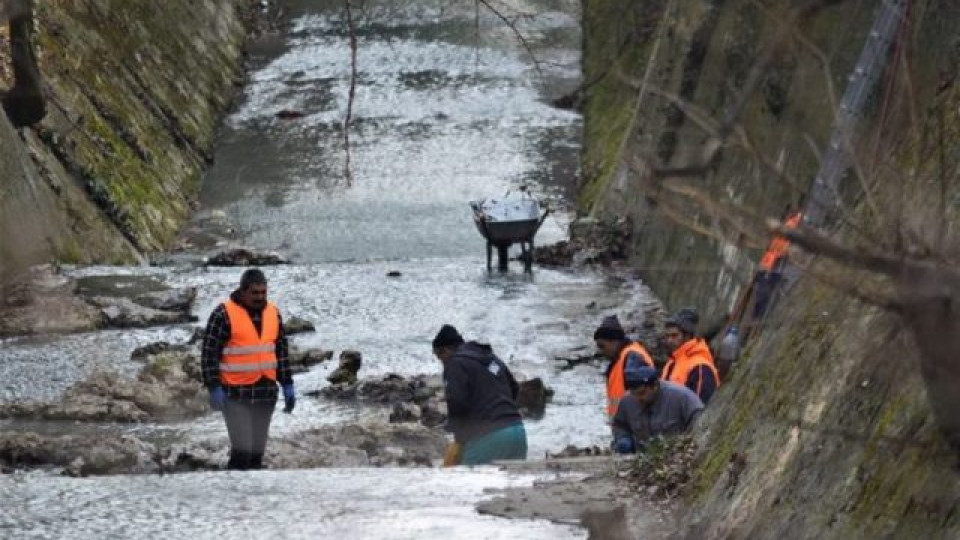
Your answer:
[636,0,846,181]
[473,0,481,70]
[342,0,358,186]
[475,0,543,77]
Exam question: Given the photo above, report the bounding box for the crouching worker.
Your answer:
[593,315,654,420]
[201,269,295,471]
[661,308,720,404]
[432,324,527,466]
[612,366,704,454]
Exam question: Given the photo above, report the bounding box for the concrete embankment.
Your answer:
[579,0,960,537]
[0,0,257,281]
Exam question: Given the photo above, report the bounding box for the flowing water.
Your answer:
[0,1,658,537]
[2,468,584,539]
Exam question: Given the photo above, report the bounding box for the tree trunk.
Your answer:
[900,265,960,454]
[3,0,46,127]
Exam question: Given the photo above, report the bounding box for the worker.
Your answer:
[200,268,295,471]
[754,208,803,319]
[661,308,720,404]
[432,324,527,466]
[612,366,704,453]
[593,315,654,419]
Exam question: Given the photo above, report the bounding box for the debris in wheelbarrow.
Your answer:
[470,187,551,272]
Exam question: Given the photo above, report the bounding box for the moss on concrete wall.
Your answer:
[579,0,669,209]
[582,0,890,321]
[581,0,960,537]
[0,0,250,279]
[681,275,959,539]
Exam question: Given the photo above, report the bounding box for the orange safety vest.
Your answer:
[220,299,279,387]
[606,341,654,418]
[662,338,720,398]
[759,212,802,271]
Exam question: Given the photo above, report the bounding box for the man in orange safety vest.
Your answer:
[593,315,655,420]
[753,209,803,320]
[661,308,720,404]
[200,269,295,470]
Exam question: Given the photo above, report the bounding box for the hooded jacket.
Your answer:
[443,342,522,443]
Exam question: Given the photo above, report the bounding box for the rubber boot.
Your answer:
[227,450,251,471]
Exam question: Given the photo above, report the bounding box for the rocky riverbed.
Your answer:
[478,437,696,538]
[0,0,670,536]
[0,266,198,337]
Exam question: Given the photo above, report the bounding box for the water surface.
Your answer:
[0,1,655,537]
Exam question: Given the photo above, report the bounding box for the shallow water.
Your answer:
[1,468,584,539]
[187,0,581,262]
[2,260,655,455]
[0,1,656,536]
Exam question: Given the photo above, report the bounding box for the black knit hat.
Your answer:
[432,324,464,349]
[593,315,626,341]
[666,307,699,336]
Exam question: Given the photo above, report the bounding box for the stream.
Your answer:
[0,1,657,537]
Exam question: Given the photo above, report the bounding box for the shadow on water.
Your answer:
[483,269,537,301]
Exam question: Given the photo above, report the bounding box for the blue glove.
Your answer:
[615,437,636,454]
[209,386,226,412]
[282,383,296,413]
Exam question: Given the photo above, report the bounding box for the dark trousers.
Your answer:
[223,398,276,470]
[752,271,782,320]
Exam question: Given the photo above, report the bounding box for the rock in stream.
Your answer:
[205,247,289,266]
[0,349,207,423]
[0,266,199,337]
[0,422,447,476]
[0,265,103,337]
[326,350,362,385]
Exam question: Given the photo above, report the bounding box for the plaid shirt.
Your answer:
[200,293,292,403]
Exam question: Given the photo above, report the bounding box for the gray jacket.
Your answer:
[612,381,704,444]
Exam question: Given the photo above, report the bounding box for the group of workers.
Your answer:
[199,269,719,468]
[596,207,804,454]
[202,210,799,468]
[596,309,718,454]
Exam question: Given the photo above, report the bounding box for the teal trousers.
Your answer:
[461,422,528,465]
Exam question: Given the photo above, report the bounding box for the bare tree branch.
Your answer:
[476,0,543,77]
[771,220,903,276]
[625,154,772,249]
[639,0,847,180]
[473,0,481,70]
[634,85,724,140]
[796,258,902,311]
[342,0,358,186]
